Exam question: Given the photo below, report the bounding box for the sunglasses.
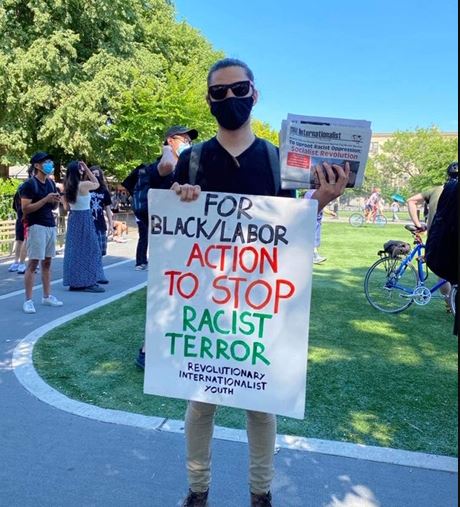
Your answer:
[208,80,253,101]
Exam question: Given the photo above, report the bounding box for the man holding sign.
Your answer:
[149,58,349,507]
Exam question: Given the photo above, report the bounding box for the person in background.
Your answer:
[332,199,339,218]
[122,125,198,369]
[407,162,459,309]
[20,152,63,313]
[63,161,106,293]
[364,187,381,223]
[9,168,32,274]
[122,125,198,271]
[159,57,349,507]
[304,189,337,264]
[89,165,114,284]
[390,200,400,222]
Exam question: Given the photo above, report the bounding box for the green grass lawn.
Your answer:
[34,222,458,456]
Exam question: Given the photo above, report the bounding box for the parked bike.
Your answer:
[364,225,454,314]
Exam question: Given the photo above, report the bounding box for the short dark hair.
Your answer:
[207,58,255,86]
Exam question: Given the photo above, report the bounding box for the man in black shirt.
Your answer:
[159,58,349,507]
[20,152,63,314]
[122,125,198,271]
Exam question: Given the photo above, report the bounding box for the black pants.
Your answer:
[135,211,149,266]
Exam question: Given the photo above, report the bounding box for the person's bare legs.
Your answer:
[13,239,23,263]
[19,239,27,264]
[41,257,52,298]
[24,259,39,300]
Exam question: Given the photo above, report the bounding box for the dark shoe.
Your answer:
[135,348,145,369]
[82,284,105,293]
[97,279,109,284]
[251,491,272,507]
[182,489,209,507]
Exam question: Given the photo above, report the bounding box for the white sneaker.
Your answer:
[42,295,64,307]
[23,300,36,314]
[17,263,27,274]
[8,263,20,272]
[313,254,327,264]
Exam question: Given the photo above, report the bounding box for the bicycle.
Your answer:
[349,207,387,227]
[364,224,452,313]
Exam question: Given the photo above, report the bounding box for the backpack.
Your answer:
[132,165,150,214]
[425,180,458,283]
[188,140,281,193]
[379,240,411,258]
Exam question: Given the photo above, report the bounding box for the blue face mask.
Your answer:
[176,142,191,157]
[42,161,54,175]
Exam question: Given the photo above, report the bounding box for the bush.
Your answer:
[0,178,21,220]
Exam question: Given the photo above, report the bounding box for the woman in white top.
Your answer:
[63,161,106,292]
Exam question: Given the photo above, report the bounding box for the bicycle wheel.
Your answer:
[364,256,418,313]
[374,214,387,226]
[349,213,364,227]
[449,285,457,316]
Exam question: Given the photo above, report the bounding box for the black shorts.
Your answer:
[15,218,25,242]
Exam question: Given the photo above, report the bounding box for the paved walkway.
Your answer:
[0,236,457,507]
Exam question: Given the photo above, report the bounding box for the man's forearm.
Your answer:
[22,198,48,215]
[407,202,421,227]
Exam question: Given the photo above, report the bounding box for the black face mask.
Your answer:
[210,96,254,130]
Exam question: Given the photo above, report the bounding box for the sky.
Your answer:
[173,0,458,134]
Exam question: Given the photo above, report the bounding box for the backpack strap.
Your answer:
[189,142,204,185]
[262,140,281,195]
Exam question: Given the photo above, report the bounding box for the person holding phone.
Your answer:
[62,161,106,293]
[20,152,64,314]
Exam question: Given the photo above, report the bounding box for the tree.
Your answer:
[0,0,221,177]
[372,127,458,194]
[252,119,279,146]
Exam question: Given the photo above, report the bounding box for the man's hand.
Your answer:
[171,182,201,202]
[46,192,61,204]
[416,223,428,233]
[311,162,350,212]
[158,146,177,177]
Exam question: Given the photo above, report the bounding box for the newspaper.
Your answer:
[279,114,372,189]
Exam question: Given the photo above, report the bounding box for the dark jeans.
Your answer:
[135,211,149,266]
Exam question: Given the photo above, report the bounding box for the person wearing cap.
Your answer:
[19,152,63,314]
[122,125,198,272]
[121,125,198,370]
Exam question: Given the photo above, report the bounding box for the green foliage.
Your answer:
[373,127,458,194]
[0,178,21,220]
[252,119,279,146]
[0,0,222,175]
[107,63,219,179]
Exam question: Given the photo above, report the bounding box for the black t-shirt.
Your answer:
[90,187,112,232]
[174,137,292,197]
[19,176,57,227]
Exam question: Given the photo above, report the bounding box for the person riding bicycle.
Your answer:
[364,187,382,223]
[407,162,458,309]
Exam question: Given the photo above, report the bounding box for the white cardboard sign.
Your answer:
[144,189,317,419]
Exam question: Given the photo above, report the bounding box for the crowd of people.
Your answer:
[4,55,457,507]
